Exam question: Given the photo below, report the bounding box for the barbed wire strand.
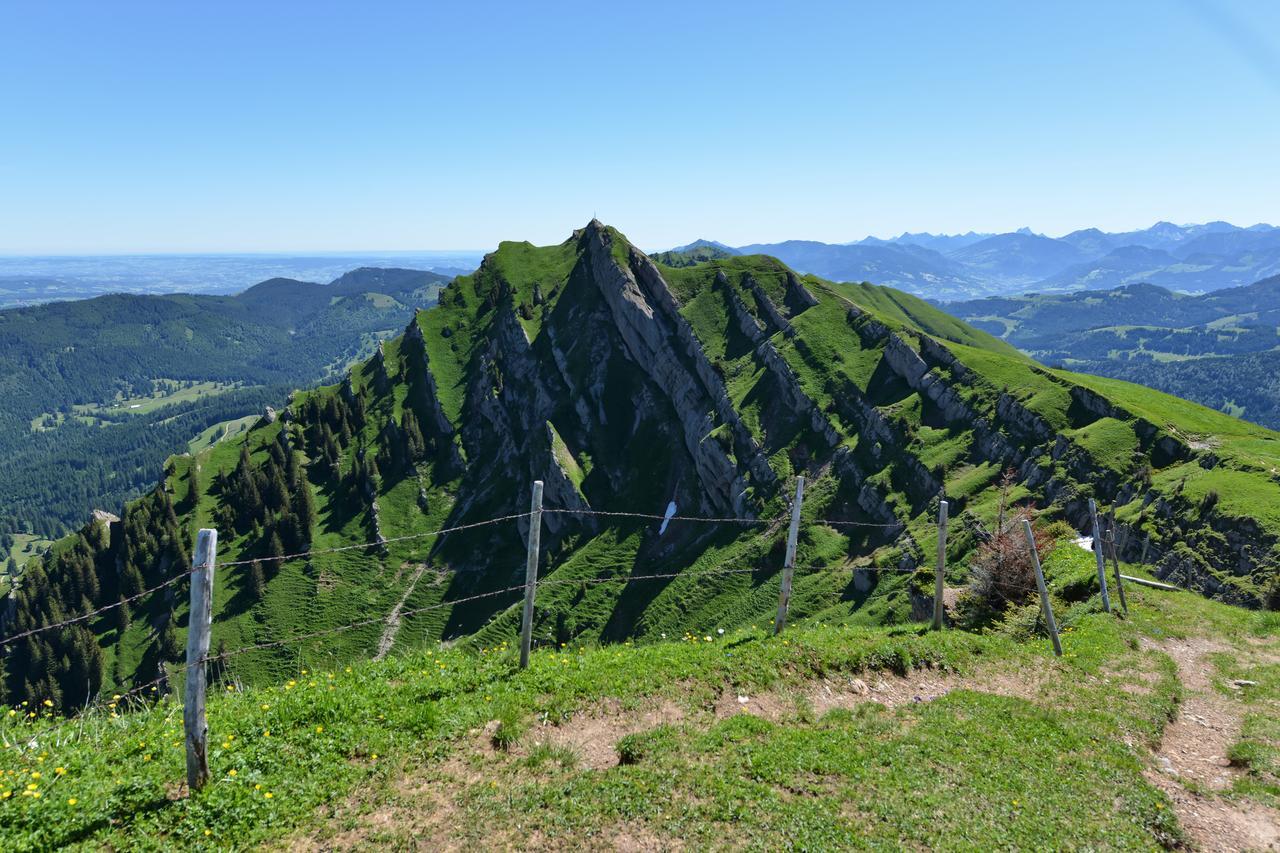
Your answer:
[217,510,535,567]
[0,511,537,648]
[0,565,205,648]
[2,503,904,646]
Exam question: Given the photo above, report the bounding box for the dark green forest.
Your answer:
[0,268,447,541]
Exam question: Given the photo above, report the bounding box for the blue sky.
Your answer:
[1,0,1278,252]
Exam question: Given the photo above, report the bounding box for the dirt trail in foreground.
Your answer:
[1142,636,1280,852]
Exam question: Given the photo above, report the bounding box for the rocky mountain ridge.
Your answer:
[6,221,1279,712]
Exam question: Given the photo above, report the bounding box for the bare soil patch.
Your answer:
[1142,636,1280,852]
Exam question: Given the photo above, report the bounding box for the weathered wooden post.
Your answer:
[1021,519,1062,657]
[1087,499,1112,613]
[773,476,806,635]
[519,480,544,669]
[1105,528,1128,614]
[185,528,217,791]
[932,499,949,630]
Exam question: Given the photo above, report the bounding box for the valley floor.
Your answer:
[2,547,1279,851]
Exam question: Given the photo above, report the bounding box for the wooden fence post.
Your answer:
[1021,519,1062,657]
[932,499,949,630]
[1087,499,1112,613]
[185,528,217,792]
[1106,528,1128,614]
[519,480,544,669]
[773,476,806,635]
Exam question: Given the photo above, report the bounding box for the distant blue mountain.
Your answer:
[664,239,740,255]
[946,232,1090,283]
[665,221,1280,299]
[859,231,993,253]
[733,239,985,299]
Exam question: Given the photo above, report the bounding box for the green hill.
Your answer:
[0,268,450,540]
[5,220,1279,720]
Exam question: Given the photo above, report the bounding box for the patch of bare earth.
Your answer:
[1142,636,1280,852]
[718,665,1047,720]
[523,698,686,771]
[289,764,465,852]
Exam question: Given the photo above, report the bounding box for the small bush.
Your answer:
[617,723,680,765]
[523,742,578,770]
[1252,611,1280,637]
[1228,739,1265,770]
[490,700,527,751]
[963,509,1055,624]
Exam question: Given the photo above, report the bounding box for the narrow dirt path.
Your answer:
[374,563,430,661]
[1143,636,1280,852]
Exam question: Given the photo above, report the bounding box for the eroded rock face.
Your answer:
[583,226,753,516]
[396,220,1273,604]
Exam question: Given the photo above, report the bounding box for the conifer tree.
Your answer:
[264,530,285,576]
[402,409,426,463]
[247,559,266,599]
[187,465,201,509]
[156,611,182,662]
[293,481,317,542]
[113,595,130,633]
[265,462,290,513]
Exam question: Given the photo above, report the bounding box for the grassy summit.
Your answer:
[2,544,1277,849]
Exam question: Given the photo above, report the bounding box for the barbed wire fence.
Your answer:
[1,475,1177,790]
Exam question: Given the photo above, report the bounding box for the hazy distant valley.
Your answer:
[0,267,450,548]
[0,251,482,308]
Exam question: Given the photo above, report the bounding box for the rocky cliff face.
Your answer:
[410,221,1277,609]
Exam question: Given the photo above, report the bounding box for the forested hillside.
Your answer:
[0,268,448,541]
[6,221,1278,718]
[949,275,1280,428]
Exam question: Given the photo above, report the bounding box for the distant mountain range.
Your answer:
[664,221,1280,300]
[949,274,1280,428]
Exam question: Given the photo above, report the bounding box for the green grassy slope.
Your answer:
[3,543,1277,850]
[7,221,1280,721]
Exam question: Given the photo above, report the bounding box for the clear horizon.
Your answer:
[0,216,1275,257]
[2,1,1278,253]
